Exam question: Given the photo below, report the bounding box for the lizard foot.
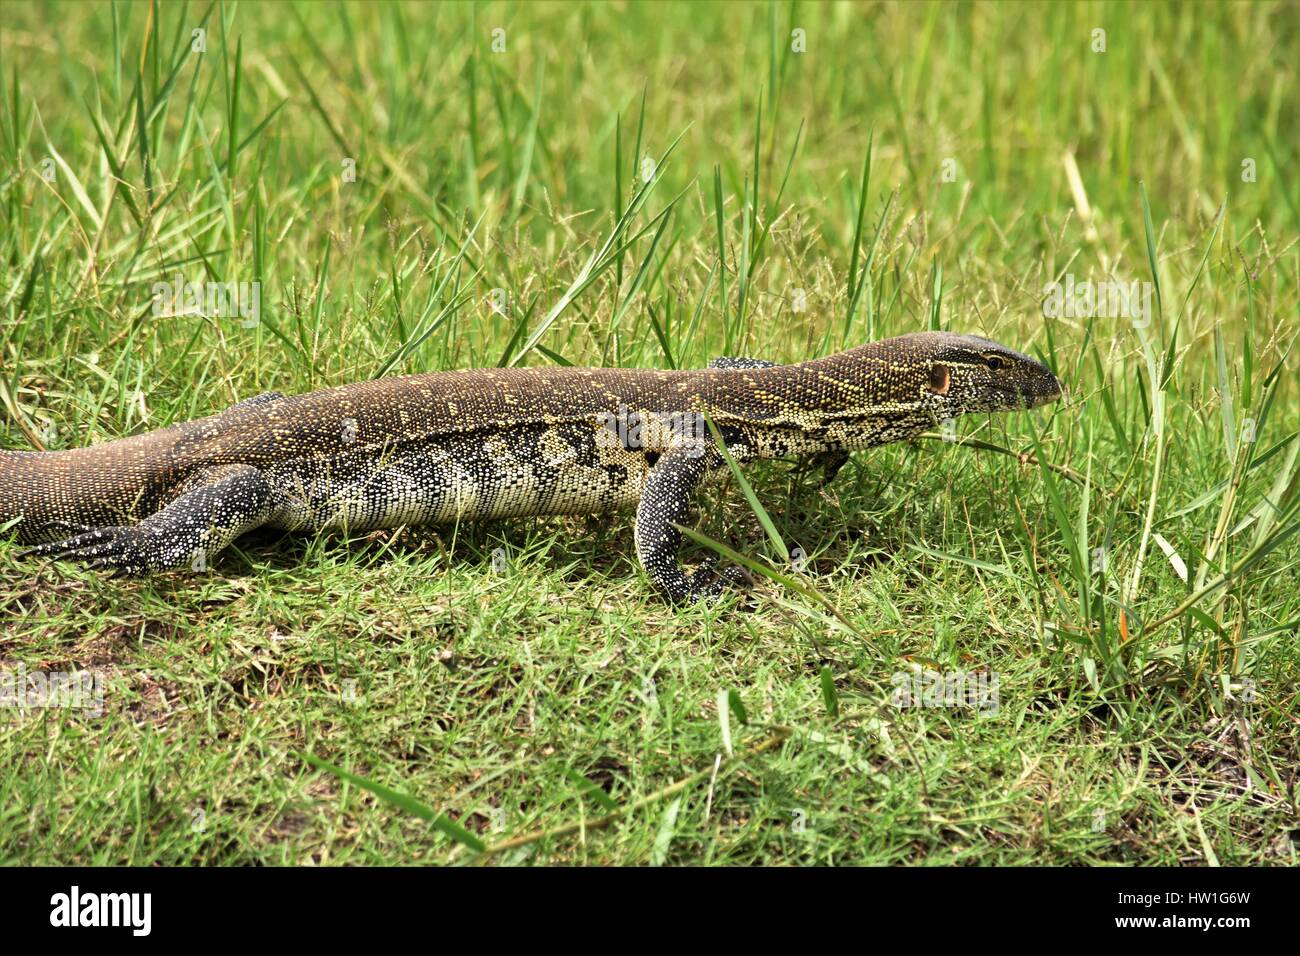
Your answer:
[21,525,158,577]
[685,557,752,602]
[21,463,273,578]
[792,449,850,487]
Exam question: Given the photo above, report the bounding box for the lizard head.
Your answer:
[790,331,1063,452]
[910,332,1063,414]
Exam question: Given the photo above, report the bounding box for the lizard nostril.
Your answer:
[1032,375,1065,406]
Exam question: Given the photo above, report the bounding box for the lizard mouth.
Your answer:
[985,373,1061,411]
[1022,373,1064,409]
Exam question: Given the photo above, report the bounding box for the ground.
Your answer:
[1,1,1297,865]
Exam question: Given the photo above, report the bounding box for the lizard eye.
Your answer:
[928,363,951,395]
[983,353,1010,370]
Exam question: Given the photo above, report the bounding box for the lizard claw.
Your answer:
[88,556,148,578]
[685,561,752,603]
[792,450,850,488]
[21,526,154,576]
[19,528,113,560]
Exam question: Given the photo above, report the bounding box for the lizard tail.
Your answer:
[0,437,174,544]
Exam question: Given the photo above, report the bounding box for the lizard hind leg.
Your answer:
[21,463,274,576]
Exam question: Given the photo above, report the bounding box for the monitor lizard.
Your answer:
[2,331,1062,602]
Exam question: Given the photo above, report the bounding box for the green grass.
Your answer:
[1,0,1297,865]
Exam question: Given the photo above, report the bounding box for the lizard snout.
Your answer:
[1024,370,1064,408]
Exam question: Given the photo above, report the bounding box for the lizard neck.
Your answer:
[704,352,942,459]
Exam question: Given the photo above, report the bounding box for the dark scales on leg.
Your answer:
[24,464,274,575]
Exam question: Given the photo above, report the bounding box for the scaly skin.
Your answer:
[2,332,1062,601]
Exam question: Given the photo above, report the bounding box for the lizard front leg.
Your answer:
[802,449,850,486]
[635,445,746,603]
[22,463,274,576]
